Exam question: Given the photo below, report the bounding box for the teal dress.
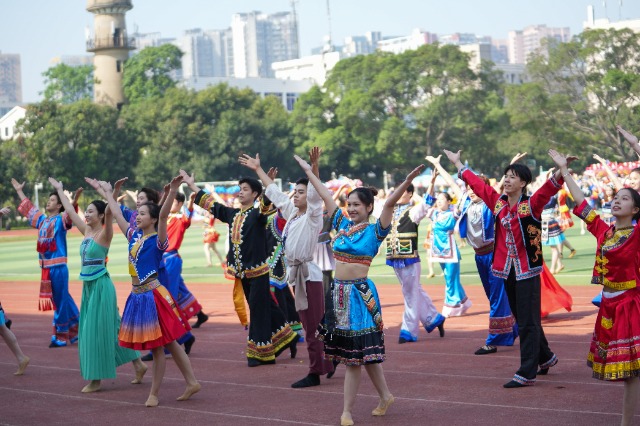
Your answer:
[78,238,139,380]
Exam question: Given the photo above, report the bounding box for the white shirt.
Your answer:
[265,183,323,283]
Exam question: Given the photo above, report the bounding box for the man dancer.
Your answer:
[386,175,445,344]
[12,178,80,347]
[240,147,335,387]
[181,170,298,367]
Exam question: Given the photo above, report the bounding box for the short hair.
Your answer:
[239,177,262,199]
[49,192,65,212]
[175,193,186,203]
[503,163,532,187]
[295,177,309,186]
[139,187,160,204]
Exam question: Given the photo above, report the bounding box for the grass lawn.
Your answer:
[0,220,597,287]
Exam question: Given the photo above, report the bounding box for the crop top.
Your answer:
[331,208,391,266]
[127,229,168,283]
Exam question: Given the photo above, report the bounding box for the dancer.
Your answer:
[49,177,147,393]
[311,160,424,426]
[180,170,299,367]
[12,178,80,347]
[385,170,445,343]
[424,181,470,317]
[549,148,640,426]
[0,300,29,376]
[95,177,200,407]
[444,149,566,388]
[203,212,225,267]
[541,195,566,274]
[240,147,336,388]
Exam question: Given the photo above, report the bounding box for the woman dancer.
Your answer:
[49,177,147,393]
[304,155,424,425]
[203,212,224,267]
[93,176,200,407]
[550,148,640,426]
[541,196,566,274]
[425,187,470,317]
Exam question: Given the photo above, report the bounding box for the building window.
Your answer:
[116,60,122,73]
[286,93,297,111]
[4,127,8,137]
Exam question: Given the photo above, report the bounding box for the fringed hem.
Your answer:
[246,324,298,361]
[321,328,386,366]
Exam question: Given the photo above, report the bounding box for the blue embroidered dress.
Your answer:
[118,230,189,350]
[319,209,391,366]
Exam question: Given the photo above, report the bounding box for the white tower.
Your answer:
[86,0,134,108]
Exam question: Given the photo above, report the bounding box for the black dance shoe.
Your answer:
[291,374,320,388]
[184,336,196,355]
[474,345,497,355]
[192,311,209,329]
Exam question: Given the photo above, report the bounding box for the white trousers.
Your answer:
[394,262,440,339]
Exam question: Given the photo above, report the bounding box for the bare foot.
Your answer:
[176,382,201,401]
[14,356,30,376]
[145,395,159,407]
[340,412,354,426]
[81,380,101,393]
[372,395,395,416]
[131,362,148,384]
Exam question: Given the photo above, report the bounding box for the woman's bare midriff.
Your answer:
[334,261,370,281]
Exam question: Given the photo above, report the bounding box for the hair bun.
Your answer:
[366,186,379,197]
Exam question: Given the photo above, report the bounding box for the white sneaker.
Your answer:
[460,299,473,315]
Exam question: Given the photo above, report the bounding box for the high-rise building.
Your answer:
[583,5,640,32]
[173,28,232,79]
[342,31,382,57]
[231,11,299,78]
[377,29,438,55]
[0,51,22,115]
[508,25,570,64]
[50,55,94,67]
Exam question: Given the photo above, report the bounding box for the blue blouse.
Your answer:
[331,209,391,266]
[127,230,168,283]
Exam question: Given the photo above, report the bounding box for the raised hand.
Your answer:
[309,146,322,165]
[73,188,83,206]
[98,180,113,194]
[510,152,527,164]
[425,155,442,165]
[169,175,184,191]
[179,169,195,186]
[84,177,101,191]
[617,125,639,145]
[431,167,439,180]
[566,155,579,167]
[443,150,461,165]
[293,154,312,172]
[405,164,426,182]
[48,177,63,191]
[548,149,568,169]
[113,177,128,194]
[0,207,11,216]
[266,167,278,181]
[238,153,261,171]
[11,178,25,192]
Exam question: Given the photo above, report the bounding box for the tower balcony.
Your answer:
[87,36,136,52]
[86,0,133,14]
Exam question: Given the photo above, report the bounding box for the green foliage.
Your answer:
[41,64,94,104]
[506,28,640,167]
[123,44,183,103]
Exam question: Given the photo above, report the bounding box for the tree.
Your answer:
[123,44,183,103]
[506,28,640,164]
[12,100,139,189]
[41,64,94,104]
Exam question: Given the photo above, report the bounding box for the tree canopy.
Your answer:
[41,64,94,104]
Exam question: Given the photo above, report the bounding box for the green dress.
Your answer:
[78,238,139,380]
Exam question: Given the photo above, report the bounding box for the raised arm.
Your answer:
[48,177,87,234]
[309,147,321,178]
[157,175,183,243]
[293,155,338,215]
[379,165,425,229]
[179,170,200,194]
[425,155,462,199]
[11,178,27,201]
[548,149,584,206]
[88,178,129,236]
[593,153,624,191]
[239,153,274,187]
[618,125,640,159]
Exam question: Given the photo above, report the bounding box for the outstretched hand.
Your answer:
[617,125,638,145]
[179,170,195,186]
[405,164,426,182]
[309,146,322,166]
[84,177,101,191]
[11,178,25,191]
[425,155,441,165]
[113,177,128,194]
[548,149,568,169]
[293,154,312,172]
[73,187,83,205]
[48,177,63,191]
[266,167,278,180]
[510,152,527,164]
[168,175,184,191]
[443,150,461,165]
[239,153,261,171]
[431,167,439,180]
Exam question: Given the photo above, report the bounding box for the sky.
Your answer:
[2,0,640,103]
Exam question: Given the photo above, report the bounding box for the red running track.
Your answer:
[0,280,628,425]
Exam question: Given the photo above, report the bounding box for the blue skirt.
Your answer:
[319,277,385,366]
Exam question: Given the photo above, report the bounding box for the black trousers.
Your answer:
[504,268,554,380]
